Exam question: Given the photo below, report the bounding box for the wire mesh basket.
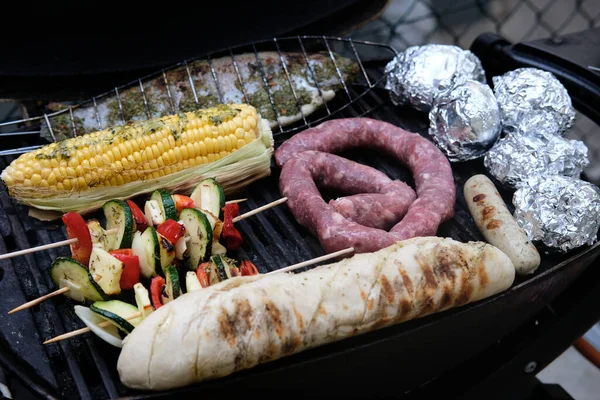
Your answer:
[0,36,398,156]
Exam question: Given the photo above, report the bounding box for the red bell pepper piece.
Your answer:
[221,203,243,250]
[172,194,195,214]
[62,212,93,266]
[111,253,140,290]
[127,200,147,232]
[240,259,259,276]
[150,276,166,310]
[109,248,133,256]
[196,262,211,288]
[157,220,186,244]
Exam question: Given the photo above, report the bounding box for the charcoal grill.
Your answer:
[0,28,600,399]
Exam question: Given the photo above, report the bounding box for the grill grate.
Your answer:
[0,61,388,398]
[1,78,597,399]
[0,35,397,156]
[1,35,598,399]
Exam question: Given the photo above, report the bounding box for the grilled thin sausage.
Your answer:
[464,174,541,275]
[117,237,514,390]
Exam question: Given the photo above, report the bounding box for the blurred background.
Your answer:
[348,0,600,184]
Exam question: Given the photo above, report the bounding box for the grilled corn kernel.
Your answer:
[1,104,259,197]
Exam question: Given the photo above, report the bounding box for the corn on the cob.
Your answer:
[1,104,273,215]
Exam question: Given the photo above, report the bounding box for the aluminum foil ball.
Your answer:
[513,175,600,252]
[493,68,576,138]
[428,79,501,162]
[483,134,589,188]
[384,44,486,112]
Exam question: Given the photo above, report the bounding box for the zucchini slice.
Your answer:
[190,178,225,220]
[200,210,225,246]
[90,300,143,334]
[132,227,175,279]
[151,189,178,221]
[185,271,202,292]
[212,255,229,282]
[102,200,135,249]
[158,233,176,272]
[212,255,238,281]
[133,283,153,318]
[89,247,124,296]
[74,306,123,348]
[59,279,86,302]
[49,257,107,302]
[179,208,213,270]
[164,265,181,303]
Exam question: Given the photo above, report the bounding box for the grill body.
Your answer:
[0,29,599,399]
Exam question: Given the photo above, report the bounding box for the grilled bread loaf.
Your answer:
[117,237,515,390]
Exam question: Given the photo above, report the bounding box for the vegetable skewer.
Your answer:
[42,247,354,345]
[6,197,286,313]
[0,198,251,262]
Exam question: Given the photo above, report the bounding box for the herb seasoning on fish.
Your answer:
[41,52,359,141]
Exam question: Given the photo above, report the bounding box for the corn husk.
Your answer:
[23,118,273,219]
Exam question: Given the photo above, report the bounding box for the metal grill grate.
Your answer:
[0,36,397,156]
[0,81,388,399]
[2,81,598,399]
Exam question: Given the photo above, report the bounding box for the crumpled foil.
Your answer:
[428,79,501,162]
[483,133,589,188]
[493,68,576,137]
[513,175,600,252]
[385,44,486,111]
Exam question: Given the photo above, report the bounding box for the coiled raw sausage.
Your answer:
[276,118,455,253]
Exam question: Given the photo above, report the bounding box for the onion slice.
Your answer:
[74,305,123,348]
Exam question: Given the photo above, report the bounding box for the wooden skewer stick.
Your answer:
[8,287,71,314]
[0,228,119,261]
[8,274,102,314]
[225,198,247,204]
[232,197,288,223]
[43,311,142,345]
[267,247,355,275]
[41,248,355,344]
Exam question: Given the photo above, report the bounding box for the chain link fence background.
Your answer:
[349,0,600,183]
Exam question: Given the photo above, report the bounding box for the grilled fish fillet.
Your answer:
[43,52,359,141]
[117,237,515,390]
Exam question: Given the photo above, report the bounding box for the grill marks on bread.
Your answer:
[117,237,515,391]
[218,240,495,369]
